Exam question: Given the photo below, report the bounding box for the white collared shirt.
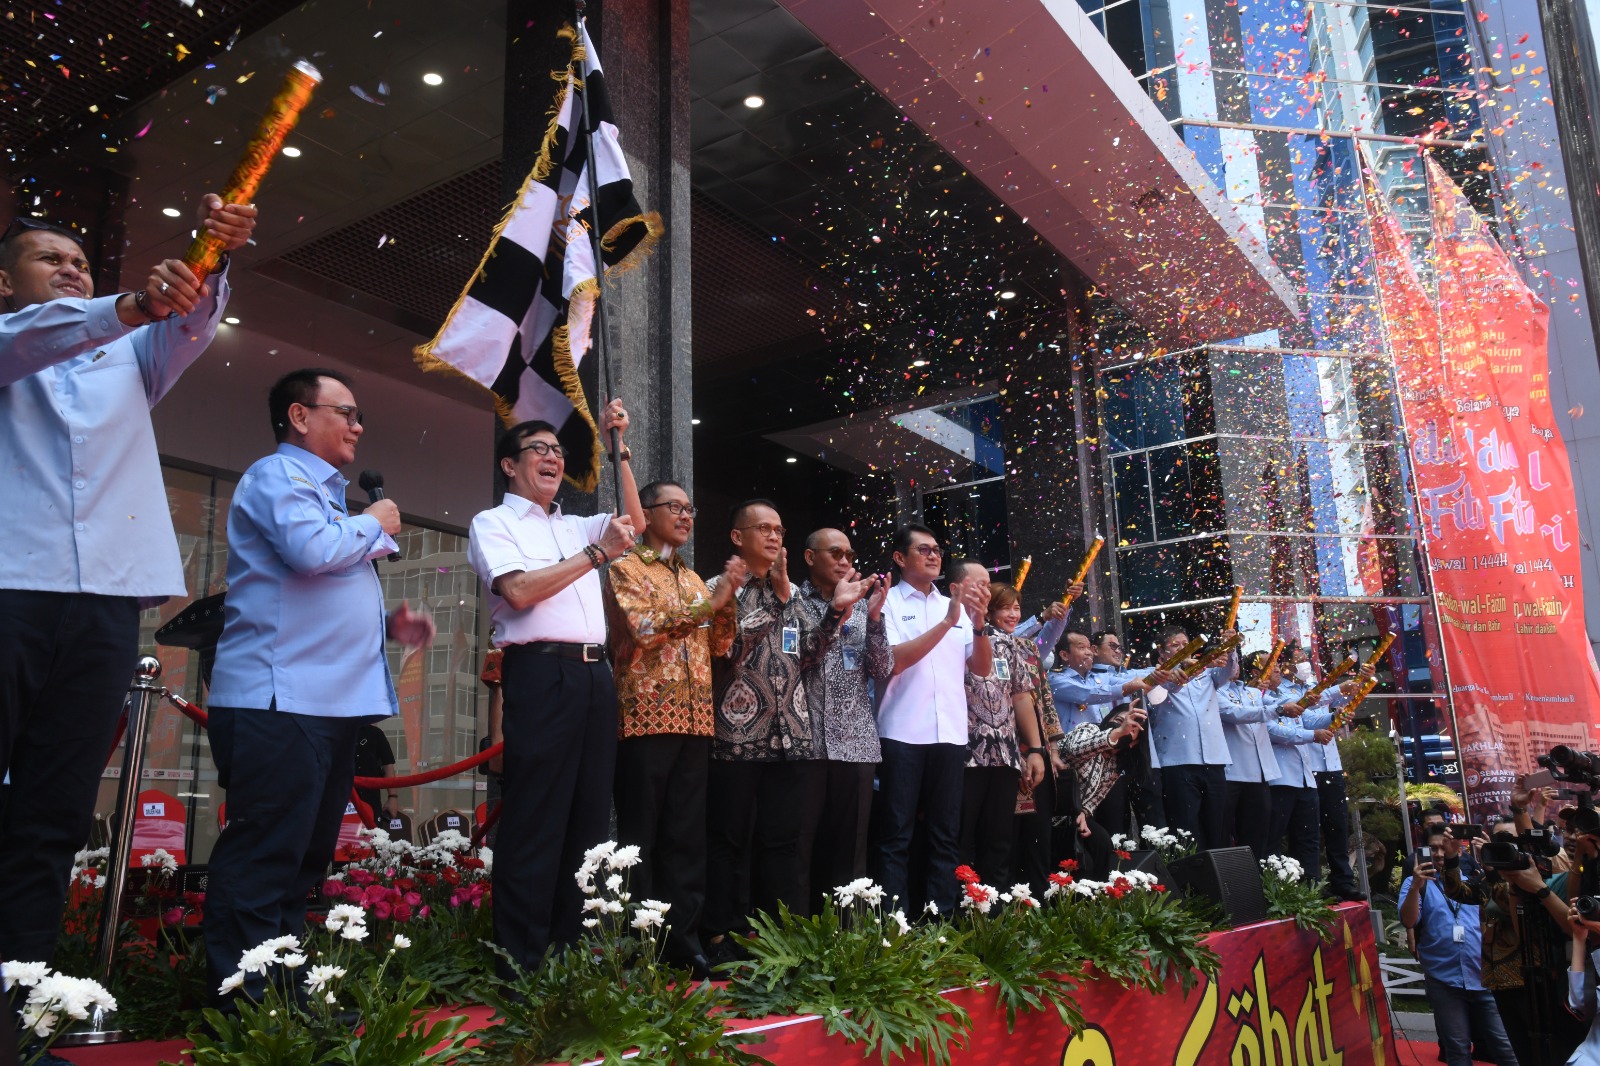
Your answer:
[468,493,610,647]
[877,580,973,745]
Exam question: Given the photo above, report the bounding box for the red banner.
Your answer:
[1371,159,1600,813]
[740,905,1395,1065]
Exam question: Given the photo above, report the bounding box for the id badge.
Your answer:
[1452,924,1465,943]
[781,626,800,655]
[842,645,860,671]
[994,656,1011,682]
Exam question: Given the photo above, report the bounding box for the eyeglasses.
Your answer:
[0,216,79,244]
[822,547,857,563]
[644,501,698,517]
[304,403,364,427]
[737,523,786,539]
[517,440,566,459]
[909,544,944,558]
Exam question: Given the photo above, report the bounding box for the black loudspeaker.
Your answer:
[1166,846,1267,926]
[1120,849,1172,887]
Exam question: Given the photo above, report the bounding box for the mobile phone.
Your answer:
[1524,769,1557,789]
[1449,824,1486,841]
[1413,847,1433,870]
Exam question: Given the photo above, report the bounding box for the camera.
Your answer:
[1540,746,1600,787]
[1479,840,1534,871]
[1578,895,1600,920]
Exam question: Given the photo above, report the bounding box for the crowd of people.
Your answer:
[11,199,1600,1066]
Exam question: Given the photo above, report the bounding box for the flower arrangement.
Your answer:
[1259,854,1337,936]
[482,840,766,1065]
[951,866,1084,1033]
[3,961,117,1066]
[186,904,475,1066]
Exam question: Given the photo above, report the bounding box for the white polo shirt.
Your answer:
[467,493,610,647]
[877,580,974,745]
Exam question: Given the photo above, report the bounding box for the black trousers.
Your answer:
[1225,780,1273,859]
[704,759,825,935]
[1315,771,1359,893]
[1269,784,1322,877]
[204,707,365,1001]
[0,590,139,966]
[804,760,876,899]
[876,740,964,917]
[1075,811,1116,880]
[959,765,1019,885]
[1095,774,1131,839]
[1012,767,1056,896]
[1130,765,1167,829]
[1161,763,1229,852]
[494,650,617,972]
[614,733,709,962]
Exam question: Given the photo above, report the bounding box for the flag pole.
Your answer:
[575,0,623,513]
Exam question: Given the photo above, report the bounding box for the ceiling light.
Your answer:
[422,72,444,86]
[223,316,240,325]
[743,94,765,109]
[690,418,701,425]
[281,145,302,158]
[161,207,181,218]
[998,290,1017,300]
[785,456,798,463]
[911,359,929,367]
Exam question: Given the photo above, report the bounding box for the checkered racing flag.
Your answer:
[414,19,660,492]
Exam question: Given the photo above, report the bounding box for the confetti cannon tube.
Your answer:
[1179,632,1242,681]
[1156,636,1205,673]
[1253,639,1287,687]
[183,60,321,284]
[1061,535,1105,604]
[1301,656,1357,708]
[1223,585,1244,631]
[1013,556,1033,592]
[1331,633,1398,727]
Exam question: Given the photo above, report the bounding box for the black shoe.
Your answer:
[704,936,749,971]
[1328,886,1367,902]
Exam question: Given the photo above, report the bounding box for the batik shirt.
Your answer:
[964,627,1030,771]
[708,571,840,762]
[604,545,736,739]
[795,580,891,763]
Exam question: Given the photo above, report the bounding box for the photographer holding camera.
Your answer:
[1401,824,1519,1066]
[1440,813,1588,1064]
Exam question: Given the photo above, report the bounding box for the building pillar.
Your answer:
[1000,298,1110,636]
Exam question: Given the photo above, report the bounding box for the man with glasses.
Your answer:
[0,197,255,981]
[603,480,744,977]
[703,501,872,957]
[876,524,992,917]
[467,404,642,972]
[205,368,435,1005]
[796,528,891,894]
[1093,630,1166,831]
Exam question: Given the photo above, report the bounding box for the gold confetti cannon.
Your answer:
[1013,556,1032,592]
[1253,639,1287,687]
[1223,584,1244,630]
[183,60,321,284]
[1061,535,1104,604]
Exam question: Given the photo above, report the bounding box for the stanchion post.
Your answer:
[62,656,162,1046]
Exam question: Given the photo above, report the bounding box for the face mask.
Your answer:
[1295,662,1314,683]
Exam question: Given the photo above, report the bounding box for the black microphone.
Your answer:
[358,469,403,563]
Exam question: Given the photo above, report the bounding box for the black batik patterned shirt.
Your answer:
[964,627,1030,771]
[708,571,840,762]
[795,580,892,764]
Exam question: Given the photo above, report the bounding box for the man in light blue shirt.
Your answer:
[1147,625,1237,851]
[204,368,434,1004]
[1283,647,1367,900]
[1218,672,1283,859]
[1258,652,1336,875]
[0,198,255,971]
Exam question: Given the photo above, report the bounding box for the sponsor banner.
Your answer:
[743,905,1394,1065]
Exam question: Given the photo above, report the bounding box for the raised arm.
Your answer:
[481,511,635,612]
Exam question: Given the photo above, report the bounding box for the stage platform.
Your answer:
[62,903,1396,1065]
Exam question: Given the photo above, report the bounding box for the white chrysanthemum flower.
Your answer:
[605,873,624,892]
[582,898,608,913]
[478,846,494,874]
[1110,833,1138,851]
[889,910,910,936]
[582,917,600,928]
[237,943,282,975]
[324,904,366,932]
[881,939,891,947]
[339,923,369,942]
[631,909,666,932]
[603,899,625,915]
[858,882,886,907]
[608,844,642,870]
[393,934,411,950]
[304,965,346,993]
[217,971,246,995]
[280,953,307,970]
[140,848,179,873]
[924,901,939,916]
[638,899,672,914]
[1,960,50,991]
[583,841,618,865]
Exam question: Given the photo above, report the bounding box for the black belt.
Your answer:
[512,640,607,663]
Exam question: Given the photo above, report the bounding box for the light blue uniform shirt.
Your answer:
[1148,657,1233,768]
[1400,875,1484,990]
[208,444,399,718]
[1218,679,1282,783]
[1265,686,1335,788]
[1049,663,1149,732]
[0,282,228,602]
[1279,678,1346,772]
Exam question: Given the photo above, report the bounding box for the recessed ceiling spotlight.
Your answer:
[223,316,241,325]
[690,418,701,425]
[281,145,302,158]
[422,72,444,86]
[743,94,765,109]
[161,207,182,218]
[998,290,1017,300]
[911,359,929,367]
[785,456,798,463]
